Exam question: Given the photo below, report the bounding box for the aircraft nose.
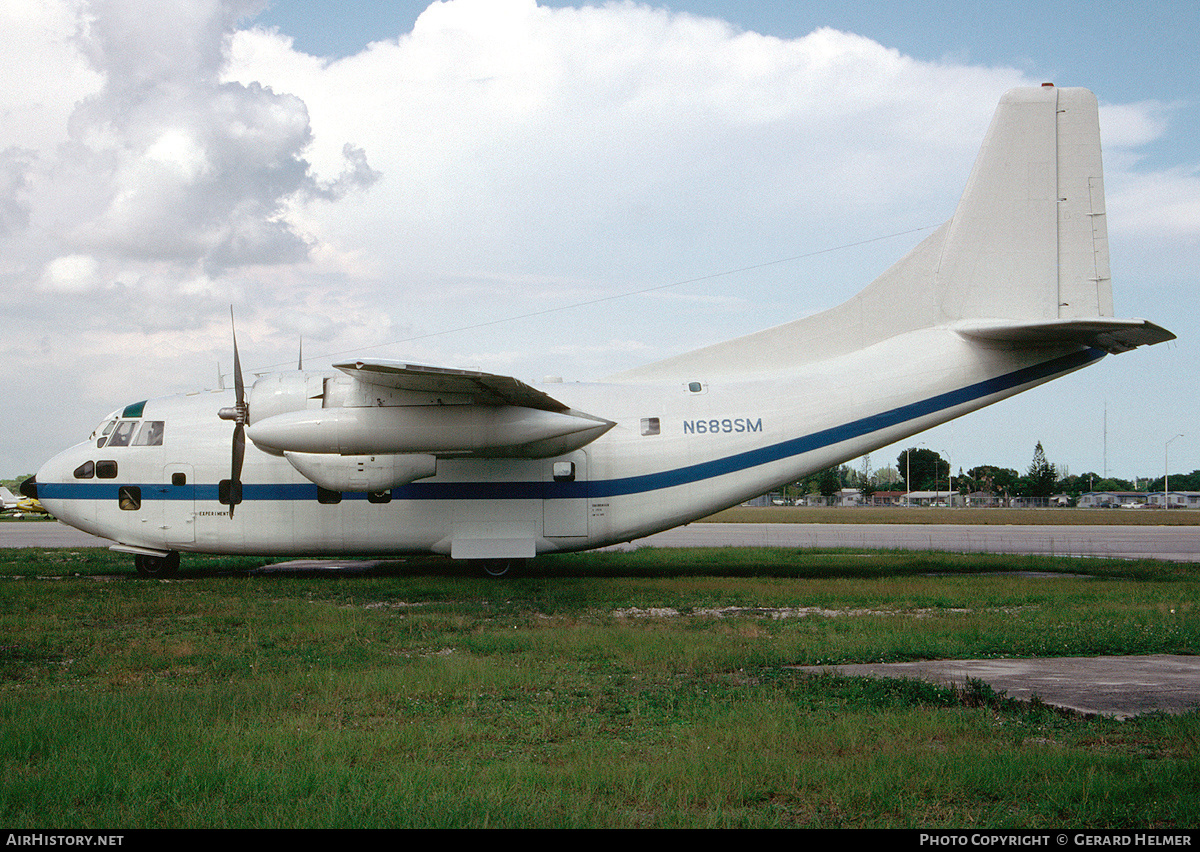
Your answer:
[18,475,37,500]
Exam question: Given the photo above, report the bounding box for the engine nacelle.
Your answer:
[247,405,613,458]
[248,372,330,424]
[284,452,438,492]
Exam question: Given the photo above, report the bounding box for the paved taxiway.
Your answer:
[614,522,1200,562]
[8,519,1200,561]
[5,519,1197,719]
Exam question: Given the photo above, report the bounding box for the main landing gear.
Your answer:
[134,551,180,577]
[477,558,525,578]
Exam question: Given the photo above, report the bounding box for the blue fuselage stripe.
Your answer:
[40,347,1102,504]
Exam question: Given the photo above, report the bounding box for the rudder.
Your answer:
[936,85,1113,323]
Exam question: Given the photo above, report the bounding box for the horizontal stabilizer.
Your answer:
[335,359,569,412]
[955,318,1175,354]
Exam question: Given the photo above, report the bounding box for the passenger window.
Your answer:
[171,472,187,486]
[553,462,576,482]
[107,421,138,447]
[133,421,164,446]
[118,486,141,511]
[96,461,118,479]
[74,461,95,479]
[640,417,660,436]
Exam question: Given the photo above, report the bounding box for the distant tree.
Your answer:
[1024,442,1057,503]
[1147,470,1200,493]
[859,455,877,503]
[818,467,841,504]
[897,448,948,491]
[964,465,1020,505]
[872,466,903,490]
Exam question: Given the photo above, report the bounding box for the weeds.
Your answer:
[0,546,1196,828]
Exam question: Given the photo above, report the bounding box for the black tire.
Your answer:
[478,558,523,578]
[135,551,180,578]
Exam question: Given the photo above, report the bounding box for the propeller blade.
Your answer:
[230,422,245,518]
[217,307,248,518]
[232,308,244,410]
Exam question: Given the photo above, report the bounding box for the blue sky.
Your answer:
[3,0,1198,485]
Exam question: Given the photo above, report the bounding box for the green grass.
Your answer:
[0,547,1197,828]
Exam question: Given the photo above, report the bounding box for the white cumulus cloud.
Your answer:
[2,0,1196,480]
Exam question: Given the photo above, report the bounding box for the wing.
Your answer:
[247,360,615,492]
[334,359,571,412]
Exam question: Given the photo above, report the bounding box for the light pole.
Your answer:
[905,443,925,507]
[1165,434,1184,509]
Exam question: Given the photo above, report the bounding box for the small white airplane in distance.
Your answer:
[22,85,1174,576]
[1,485,48,517]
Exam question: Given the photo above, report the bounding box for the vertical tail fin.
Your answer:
[609,85,1171,382]
[938,85,1112,322]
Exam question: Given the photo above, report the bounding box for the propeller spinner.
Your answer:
[216,309,247,517]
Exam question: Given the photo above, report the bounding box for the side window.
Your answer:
[118,486,141,511]
[553,461,576,482]
[74,461,95,479]
[96,461,118,479]
[640,417,661,436]
[133,421,164,446]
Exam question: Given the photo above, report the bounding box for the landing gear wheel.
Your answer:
[478,558,524,578]
[135,551,180,578]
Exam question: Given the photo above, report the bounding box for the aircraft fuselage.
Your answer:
[34,328,1098,560]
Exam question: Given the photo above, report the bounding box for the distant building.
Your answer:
[899,490,964,507]
[836,488,861,506]
[1078,491,1149,509]
[1145,491,1200,509]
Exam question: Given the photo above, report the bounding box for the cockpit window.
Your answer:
[106,420,139,447]
[95,419,118,447]
[133,421,164,446]
[94,417,165,448]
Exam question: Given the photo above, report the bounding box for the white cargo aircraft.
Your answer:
[22,86,1173,576]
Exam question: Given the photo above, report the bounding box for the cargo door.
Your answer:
[543,451,588,539]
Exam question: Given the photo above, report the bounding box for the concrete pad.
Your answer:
[793,655,1200,719]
